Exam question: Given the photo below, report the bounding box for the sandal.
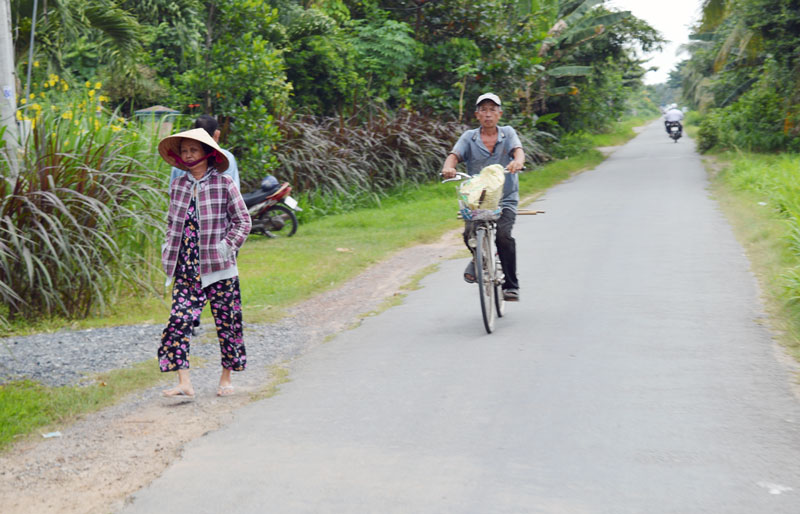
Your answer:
[464,261,476,284]
[217,385,235,397]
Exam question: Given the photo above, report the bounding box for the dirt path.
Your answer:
[0,230,464,514]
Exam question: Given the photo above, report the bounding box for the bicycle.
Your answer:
[442,172,507,333]
[442,171,543,334]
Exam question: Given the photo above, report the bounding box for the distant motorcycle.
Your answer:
[242,175,301,238]
[666,121,682,143]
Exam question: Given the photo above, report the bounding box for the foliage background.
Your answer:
[673,0,800,153]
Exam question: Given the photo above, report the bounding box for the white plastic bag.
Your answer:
[458,164,506,210]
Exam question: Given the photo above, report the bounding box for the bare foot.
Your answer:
[161,386,195,398]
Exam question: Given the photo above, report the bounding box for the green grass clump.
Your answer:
[0,359,169,450]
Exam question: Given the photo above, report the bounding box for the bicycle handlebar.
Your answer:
[440,168,524,184]
[440,171,472,183]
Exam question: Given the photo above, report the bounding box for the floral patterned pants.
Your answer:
[158,276,246,372]
[158,197,246,372]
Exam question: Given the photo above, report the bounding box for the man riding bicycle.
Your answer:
[441,93,525,301]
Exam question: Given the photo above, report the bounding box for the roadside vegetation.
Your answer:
[670,0,800,363]
[701,152,800,363]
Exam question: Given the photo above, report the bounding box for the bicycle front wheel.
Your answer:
[475,228,496,333]
[494,252,505,318]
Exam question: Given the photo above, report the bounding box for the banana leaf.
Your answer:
[547,65,592,77]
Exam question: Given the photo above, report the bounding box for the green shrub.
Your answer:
[695,87,800,153]
[549,131,592,159]
[696,112,720,153]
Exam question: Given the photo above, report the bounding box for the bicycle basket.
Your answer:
[458,164,505,211]
[459,203,501,221]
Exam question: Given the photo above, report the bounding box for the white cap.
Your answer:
[476,93,501,106]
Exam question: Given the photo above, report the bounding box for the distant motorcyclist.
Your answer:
[664,106,684,134]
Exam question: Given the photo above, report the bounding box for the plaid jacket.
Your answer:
[162,169,251,279]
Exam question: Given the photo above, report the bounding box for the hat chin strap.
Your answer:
[168,149,219,169]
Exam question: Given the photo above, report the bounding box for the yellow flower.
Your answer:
[28,93,35,100]
[111,125,121,132]
[94,119,101,131]
[20,98,26,105]
[62,111,73,120]
[99,95,109,102]
[62,83,68,92]
[15,110,22,120]
[88,89,95,97]
[39,92,45,98]
[94,81,102,89]
[33,60,39,68]
[85,80,92,88]
[31,118,36,130]
[43,81,49,88]
[31,103,41,112]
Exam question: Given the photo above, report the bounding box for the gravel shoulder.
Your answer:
[0,229,463,514]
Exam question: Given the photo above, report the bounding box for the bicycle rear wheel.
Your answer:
[475,228,496,333]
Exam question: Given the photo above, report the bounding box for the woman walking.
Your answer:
[157,128,251,399]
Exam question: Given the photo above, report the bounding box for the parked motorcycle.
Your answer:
[666,121,682,143]
[242,175,301,238]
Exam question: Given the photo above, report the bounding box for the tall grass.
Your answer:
[270,105,551,220]
[0,81,167,327]
[717,152,800,347]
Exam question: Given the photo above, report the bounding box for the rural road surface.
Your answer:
[120,123,800,513]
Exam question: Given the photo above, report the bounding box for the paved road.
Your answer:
[121,123,800,513]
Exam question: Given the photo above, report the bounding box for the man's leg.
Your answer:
[496,208,518,297]
[462,220,477,283]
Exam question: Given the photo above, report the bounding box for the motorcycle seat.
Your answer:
[242,183,291,209]
[242,189,270,208]
[262,183,280,196]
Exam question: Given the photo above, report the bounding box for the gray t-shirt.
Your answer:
[450,125,522,211]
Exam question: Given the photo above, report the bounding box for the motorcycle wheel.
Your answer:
[257,204,298,238]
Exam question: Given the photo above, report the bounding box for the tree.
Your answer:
[12,0,143,76]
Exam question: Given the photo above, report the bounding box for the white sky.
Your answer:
[605,0,703,84]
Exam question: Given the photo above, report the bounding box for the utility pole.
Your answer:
[0,0,19,180]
